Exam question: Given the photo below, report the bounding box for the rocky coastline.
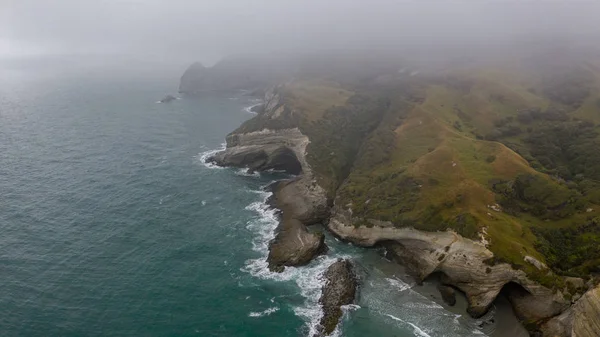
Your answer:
[207,126,330,272]
[206,85,600,337]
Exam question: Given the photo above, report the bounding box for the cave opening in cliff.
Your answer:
[498,281,532,321]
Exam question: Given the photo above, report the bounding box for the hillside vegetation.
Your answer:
[234,54,600,286]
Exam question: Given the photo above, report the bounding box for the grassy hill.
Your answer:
[234,56,600,287]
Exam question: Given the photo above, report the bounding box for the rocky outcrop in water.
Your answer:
[317,259,357,336]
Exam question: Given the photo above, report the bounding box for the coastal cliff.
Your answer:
[328,208,569,320]
[193,50,600,336]
[207,88,330,271]
[541,283,600,337]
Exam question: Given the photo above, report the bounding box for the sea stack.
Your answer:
[317,259,358,336]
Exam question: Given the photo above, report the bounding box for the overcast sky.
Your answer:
[2,0,600,65]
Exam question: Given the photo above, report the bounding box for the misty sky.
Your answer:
[2,0,600,64]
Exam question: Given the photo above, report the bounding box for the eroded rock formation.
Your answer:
[328,207,570,320]
[317,259,357,336]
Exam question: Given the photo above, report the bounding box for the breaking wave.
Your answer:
[242,102,263,114]
[241,189,350,336]
[196,143,226,169]
[386,314,432,337]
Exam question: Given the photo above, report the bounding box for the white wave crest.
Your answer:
[402,302,444,310]
[386,314,432,337]
[248,306,279,318]
[341,304,361,311]
[243,102,263,114]
[197,143,226,169]
[235,168,260,177]
[386,277,412,292]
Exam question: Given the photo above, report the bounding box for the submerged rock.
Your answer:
[317,259,357,336]
[159,94,177,103]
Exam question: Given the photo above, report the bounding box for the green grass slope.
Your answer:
[234,62,600,287]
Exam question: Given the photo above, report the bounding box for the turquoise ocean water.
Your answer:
[0,58,527,337]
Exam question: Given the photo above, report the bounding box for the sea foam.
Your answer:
[248,306,279,318]
[242,188,350,336]
[242,101,263,114]
[197,143,226,169]
[386,314,433,337]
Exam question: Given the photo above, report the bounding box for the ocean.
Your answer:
[0,58,528,337]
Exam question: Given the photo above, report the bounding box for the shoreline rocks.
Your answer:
[317,259,357,336]
[207,127,330,272]
[267,217,326,272]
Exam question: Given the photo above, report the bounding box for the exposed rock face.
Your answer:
[271,178,329,225]
[541,284,600,337]
[317,259,357,336]
[267,178,329,272]
[328,208,569,320]
[209,143,302,174]
[210,128,309,172]
[267,217,325,272]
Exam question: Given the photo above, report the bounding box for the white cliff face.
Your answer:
[541,284,600,337]
[327,207,569,320]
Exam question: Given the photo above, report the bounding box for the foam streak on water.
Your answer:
[197,143,226,169]
[249,307,280,318]
[386,314,432,337]
[242,102,263,114]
